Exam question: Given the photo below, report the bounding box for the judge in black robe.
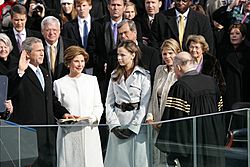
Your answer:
[155,52,225,167]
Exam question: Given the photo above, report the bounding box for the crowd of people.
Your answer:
[1,0,250,166]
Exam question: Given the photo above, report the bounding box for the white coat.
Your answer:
[104,66,151,167]
[54,74,103,167]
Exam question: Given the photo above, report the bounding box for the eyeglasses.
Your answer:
[175,0,190,3]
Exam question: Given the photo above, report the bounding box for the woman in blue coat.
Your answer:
[104,40,151,167]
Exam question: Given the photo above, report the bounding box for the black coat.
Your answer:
[219,43,250,110]
[8,66,69,167]
[201,53,226,96]
[87,16,118,81]
[152,8,214,54]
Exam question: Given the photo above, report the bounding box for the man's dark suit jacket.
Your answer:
[5,28,42,58]
[62,18,85,48]
[8,66,69,167]
[134,12,162,47]
[152,8,214,54]
[42,36,78,81]
[87,15,118,82]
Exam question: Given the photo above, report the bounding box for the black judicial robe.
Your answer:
[155,70,225,167]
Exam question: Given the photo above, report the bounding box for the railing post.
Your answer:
[248,109,250,167]
[193,117,197,167]
[18,126,21,167]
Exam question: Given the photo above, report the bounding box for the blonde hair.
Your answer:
[160,38,181,53]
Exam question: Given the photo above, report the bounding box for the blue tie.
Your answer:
[113,23,117,45]
[36,68,44,90]
[83,20,88,48]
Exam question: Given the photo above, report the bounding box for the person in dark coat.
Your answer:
[61,0,93,49]
[0,33,15,119]
[156,51,225,167]
[41,16,77,81]
[151,0,214,54]
[186,34,226,96]
[219,23,250,111]
[5,4,42,59]
[8,37,76,167]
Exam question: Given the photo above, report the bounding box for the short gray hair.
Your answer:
[117,19,137,33]
[0,33,13,52]
[41,16,60,30]
[22,37,42,52]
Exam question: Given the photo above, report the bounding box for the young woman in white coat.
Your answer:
[146,38,181,166]
[53,46,103,167]
[104,40,151,167]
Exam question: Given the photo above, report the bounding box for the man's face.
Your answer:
[145,0,162,17]
[41,22,61,45]
[174,0,191,13]
[118,22,136,42]
[28,42,44,67]
[11,13,27,32]
[108,0,125,21]
[76,1,92,19]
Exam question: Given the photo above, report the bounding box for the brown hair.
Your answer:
[124,2,137,16]
[112,40,142,82]
[60,3,77,26]
[64,46,89,67]
[228,23,247,37]
[186,34,209,53]
[11,4,27,17]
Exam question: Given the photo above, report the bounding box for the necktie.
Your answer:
[242,12,249,23]
[178,14,185,49]
[50,45,56,73]
[36,68,44,90]
[113,23,118,45]
[149,19,154,29]
[16,33,22,52]
[83,20,88,48]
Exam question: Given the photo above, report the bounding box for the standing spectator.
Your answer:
[62,0,93,49]
[60,0,77,26]
[156,51,225,167]
[104,40,151,167]
[26,0,46,31]
[0,33,18,73]
[6,4,41,58]
[0,33,15,119]
[8,37,75,167]
[87,0,125,102]
[134,0,163,46]
[54,46,103,167]
[146,38,181,166]
[41,16,77,80]
[219,23,250,111]
[152,0,214,54]
[213,0,250,41]
[186,34,226,96]
[123,1,137,20]
[90,0,108,20]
